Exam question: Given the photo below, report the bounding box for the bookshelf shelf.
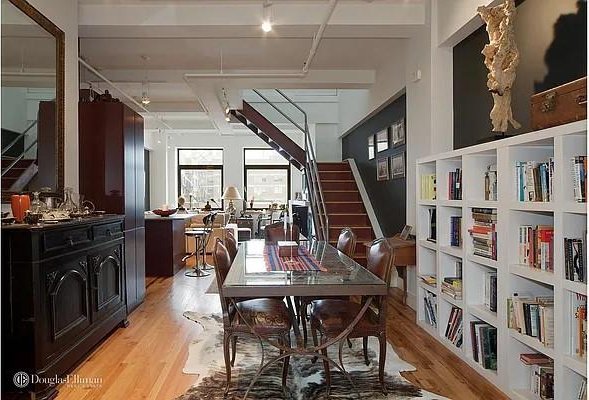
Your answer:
[563,201,587,214]
[509,264,556,286]
[563,355,587,377]
[509,330,555,359]
[439,245,462,258]
[468,304,498,326]
[419,239,437,251]
[563,279,587,295]
[467,254,498,269]
[417,121,587,398]
[509,201,554,212]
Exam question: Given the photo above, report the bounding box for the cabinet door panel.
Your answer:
[42,254,91,359]
[89,241,125,323]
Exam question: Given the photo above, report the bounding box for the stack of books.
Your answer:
[565,237,586,283]
[515,159,554,202]
[468,208,497,260]
[444,306,463,347]
[518,225,554,271]
[423,292,437,328]
[441,277,462,300]
[420,275,437,287]
[507,294,554,347]
[470,321,497,370]
[571,294,587,359]
[520,353,554,400]
[570,156,587,203]
[484,271,497,312]
[448,168,462,200]
[450,216,462,247]
[421,174,437,200]
[484,163,497,201]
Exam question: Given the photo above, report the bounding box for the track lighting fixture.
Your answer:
[262,0,273,32]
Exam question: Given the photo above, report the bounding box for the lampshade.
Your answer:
[222,186,242,201]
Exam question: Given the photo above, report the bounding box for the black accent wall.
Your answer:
[341,94,406,236]
[453,0,587,149]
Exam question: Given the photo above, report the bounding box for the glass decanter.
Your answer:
[30,192,46,213]
[59,187,77,212]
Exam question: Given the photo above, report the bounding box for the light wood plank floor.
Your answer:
[56,264,508,400]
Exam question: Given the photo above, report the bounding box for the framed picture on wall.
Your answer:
[376,129,389,152]
[377,158,389,181]
[391,152,405,179]
[368,135,375,160]
[391,118,406,147]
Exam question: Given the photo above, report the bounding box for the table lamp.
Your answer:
[222,186,242,221]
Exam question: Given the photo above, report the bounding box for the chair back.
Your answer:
[336,228,357,259]
[366,238,394,285]
[264,221,300,244]
[225,229,238,262]
[213,239,232,325]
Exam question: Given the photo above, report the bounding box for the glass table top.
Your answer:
[222,239,387,297]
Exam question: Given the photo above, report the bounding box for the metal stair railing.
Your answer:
[250,89,329,241]
[2,119,37,157]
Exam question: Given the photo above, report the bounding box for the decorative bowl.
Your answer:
[152,208,177,217]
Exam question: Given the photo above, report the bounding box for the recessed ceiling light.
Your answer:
[261,0,273,32]
[141,92,151,105]
[261,20,272,32]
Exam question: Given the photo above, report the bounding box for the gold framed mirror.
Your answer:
[1,0,65,201]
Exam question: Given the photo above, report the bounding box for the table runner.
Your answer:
[264,244,326,272]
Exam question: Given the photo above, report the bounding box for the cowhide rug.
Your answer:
[177,311,447,400]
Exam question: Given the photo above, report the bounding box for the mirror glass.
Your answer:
[1,0,61,197]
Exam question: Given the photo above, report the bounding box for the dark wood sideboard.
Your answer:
[145,214,193,276]
[1,216,128,399]
[79,99,145,313]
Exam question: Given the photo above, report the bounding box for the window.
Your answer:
[244,149,290,209]
[177,149,223,208]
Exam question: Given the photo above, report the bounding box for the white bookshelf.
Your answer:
[416,121,588,399]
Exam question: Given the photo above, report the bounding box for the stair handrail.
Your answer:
[249,89,329,240]
[2,138,38,177]
[2,119,38,156]
[273,89,329,242]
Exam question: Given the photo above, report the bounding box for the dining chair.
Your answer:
[299,228,357,346]
[212,239,293,395]
[224,229,238,263]
[264,221,300,244]
[309,237,394,395]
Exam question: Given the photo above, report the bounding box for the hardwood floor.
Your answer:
[56,264,507,400]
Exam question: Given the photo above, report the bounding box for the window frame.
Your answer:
[177,148,224,210]
[243,148,291,210]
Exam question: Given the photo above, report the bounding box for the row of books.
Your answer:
[445,306,463,348]
[517,225,554,271]
[421,174,437,200]
[507,295,554,347]
[427,208,436,242]
[570,156,587,203]
[515,159,554,202]
[484,271,497,313]
[420,274,437,287]
[441,277,462,300]
[448,168,462,200]
[423,291,437,328]
[484,163,498,201]
[520,353,554,400]
[450,216,462,247]
[565,237,586,283]
[571,294,587,359]
[470,321,497,370]
[468,208,497,260]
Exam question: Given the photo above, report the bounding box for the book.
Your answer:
[421,174,437,200]
[450,216,462,247]
[469,208,497,260]
[484,271,498,312]
[423,291,437,327]
[571,156,587,203]
[571,293,587,359]
[428,208,436,242]
[518,225,554,271]
[448,168,462,200]
[565,237,586,283]
[420,275,437,286]
[516,159,553,202]
[445,306,463,347]
[508,295,554,347]
[520,353,553,365]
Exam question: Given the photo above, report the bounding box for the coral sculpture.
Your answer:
[478,0,521,133]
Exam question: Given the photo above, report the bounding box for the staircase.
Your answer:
[318,161,375,266]
[1,158,38,192]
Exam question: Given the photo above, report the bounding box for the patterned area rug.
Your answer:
[178,311,447,400]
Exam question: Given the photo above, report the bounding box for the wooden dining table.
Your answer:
[223,239,387,398]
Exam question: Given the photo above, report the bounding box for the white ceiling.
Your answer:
[78,0,424,134]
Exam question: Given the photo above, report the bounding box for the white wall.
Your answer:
[437,0,495,46]
[337,89,370,135]
[314,123,341,162]
[28,0,79,190]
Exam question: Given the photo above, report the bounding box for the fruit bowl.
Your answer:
[152,208,177,217]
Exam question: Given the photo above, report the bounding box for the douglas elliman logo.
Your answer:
[12,371,103,389]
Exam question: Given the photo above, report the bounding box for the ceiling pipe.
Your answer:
[78,57,173,130]
[183,0,338,80]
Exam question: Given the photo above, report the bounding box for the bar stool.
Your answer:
[184,212,216,278]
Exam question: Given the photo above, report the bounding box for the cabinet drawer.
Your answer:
[93,221,124,241]
[42,228,92,253]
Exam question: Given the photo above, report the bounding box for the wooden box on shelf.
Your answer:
[531,77,587,130]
